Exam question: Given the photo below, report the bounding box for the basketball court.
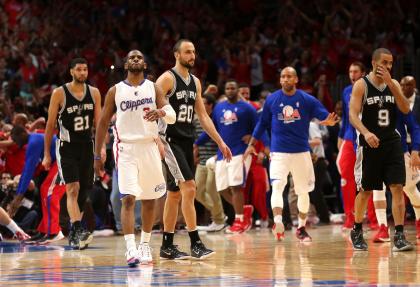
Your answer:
[1,225,419,286]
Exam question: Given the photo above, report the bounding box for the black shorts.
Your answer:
[356,139,405,191]
[56,139,94,191]
[162,136,195,192]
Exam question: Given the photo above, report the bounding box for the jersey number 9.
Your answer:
[378,109,389,127]
[74,115,90,131]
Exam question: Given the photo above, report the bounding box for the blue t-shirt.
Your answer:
[253,89,329,153]
[16,133,57,195]
[196,100,258,159]
[397,111,420,152]
[338,85,357,143]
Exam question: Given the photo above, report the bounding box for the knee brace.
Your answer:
[404,186,420,206]
[271,179,286,209]
[297,193,310,213]
[373,189,386,202]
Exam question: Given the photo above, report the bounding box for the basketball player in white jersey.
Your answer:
[94,50,176,267]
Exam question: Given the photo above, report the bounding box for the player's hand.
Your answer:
[244,145,257,161]
[144,109,165,122]
[256,151,266,165]
[7,194,24,218]
[410,151,420,171]
[94,158,105,178]
[320,112,339,126]
[376,65,392,85]
[219,142,232,162]
[242,134,251,144]
[42,154,52,170]
[363,132,380,148]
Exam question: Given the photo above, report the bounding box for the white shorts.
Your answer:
[215,154,252,191]
[270,152,315,194]
[114,140,166,200]
[405,152,420,188]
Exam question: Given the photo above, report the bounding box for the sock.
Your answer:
[188,229,201,246]
[6,220,19,234]
[140,231,151,244]
[124,234,136,252]
[376,209,387,226]
[395,225,404,233]
[162,232,174,248]
[72,221,82,231]
[274,215,283,224]
[298,217,307,228]
[413,207,420,220]
[354,222,363,231]
[235,214,244,222]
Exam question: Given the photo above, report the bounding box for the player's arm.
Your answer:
[144,83,176,124]
[94,86,116,176]
[42,87,64,170]
[91,87,102,129]
[194,77,232,161]
[349,79,379,148]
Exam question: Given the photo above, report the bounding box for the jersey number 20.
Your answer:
[178,104,193,123]
[74,115,90,131]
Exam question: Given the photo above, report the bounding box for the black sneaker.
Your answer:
[77,229,93,250]
[191,242,215,260]
[296,227,312,242]
[392,232,414,252]
[160,245,190,260]
[68,228,79,249]
[350,229,368,251]
[24,232,46,245]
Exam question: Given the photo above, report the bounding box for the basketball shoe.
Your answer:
[226,218,244,234]
[392,232,414,252]
[350,229,368,251]
[160,245,190,260]
[296,227,312,242]
[191,241,215,259]
[138,243,153,264]
[126,249,140,267]
[272,222,285,241]
[372,224,390,243]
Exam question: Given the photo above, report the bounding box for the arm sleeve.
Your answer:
[404,112,420,151]
[195,132,211,146]
[252,97,272,140]
[310,96,330,121]
[16,137,43,195]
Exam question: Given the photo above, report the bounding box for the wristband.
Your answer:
[94,155,101,161]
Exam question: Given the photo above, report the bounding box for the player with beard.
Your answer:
[43,58,101,250]
[94,50,176,266]
[349,48,413,251]
[157,39,232,260]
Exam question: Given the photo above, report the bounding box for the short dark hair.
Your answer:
[173,39,193,53]
[225,79,238,86]
[238,82,249,89]
[372,48,392,61]
[202,93,216,107]
[10,125,28,147]
[350,61,366,73]
[70,57,88,69]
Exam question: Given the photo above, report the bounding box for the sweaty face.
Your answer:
[71,64,88,83]
[238,87,250,100]
[348,65,364,84]
[280,69,298,92]
[126,51,146,73]
[176,42,196,69]
[225,82,238,101]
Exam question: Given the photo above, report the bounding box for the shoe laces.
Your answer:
[140,244,152,257]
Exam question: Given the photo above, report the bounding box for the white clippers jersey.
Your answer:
[114,79,158,143]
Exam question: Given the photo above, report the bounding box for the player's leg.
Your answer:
[205,167,226,228]
[402,152,420,239]
[270,153,291,241]
[336,140,356,229]
[372,187,390,243]
[291,152,314,242]
[122,194,139,267]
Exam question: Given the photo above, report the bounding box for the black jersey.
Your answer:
[359,75,399,146]
[165,68,197,139]
[57,83,95,143]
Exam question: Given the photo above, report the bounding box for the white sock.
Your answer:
[6,220,20,234]
[298,217,307,228]
[376,209,387,226]
[140,231,151,244]
[274,215,283,224]
[413,207,420,221]
[236,214,244,222]
[124,234,136,252]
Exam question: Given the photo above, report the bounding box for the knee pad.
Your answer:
[297,193,310,213]
[404,186,420,206]
[271,179,286,209]
[373,189,386,202]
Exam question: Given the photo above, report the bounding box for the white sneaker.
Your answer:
[126,249,140,267]
[38,231,65,245]
[138,243,153,264]
[197,222,226,232]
